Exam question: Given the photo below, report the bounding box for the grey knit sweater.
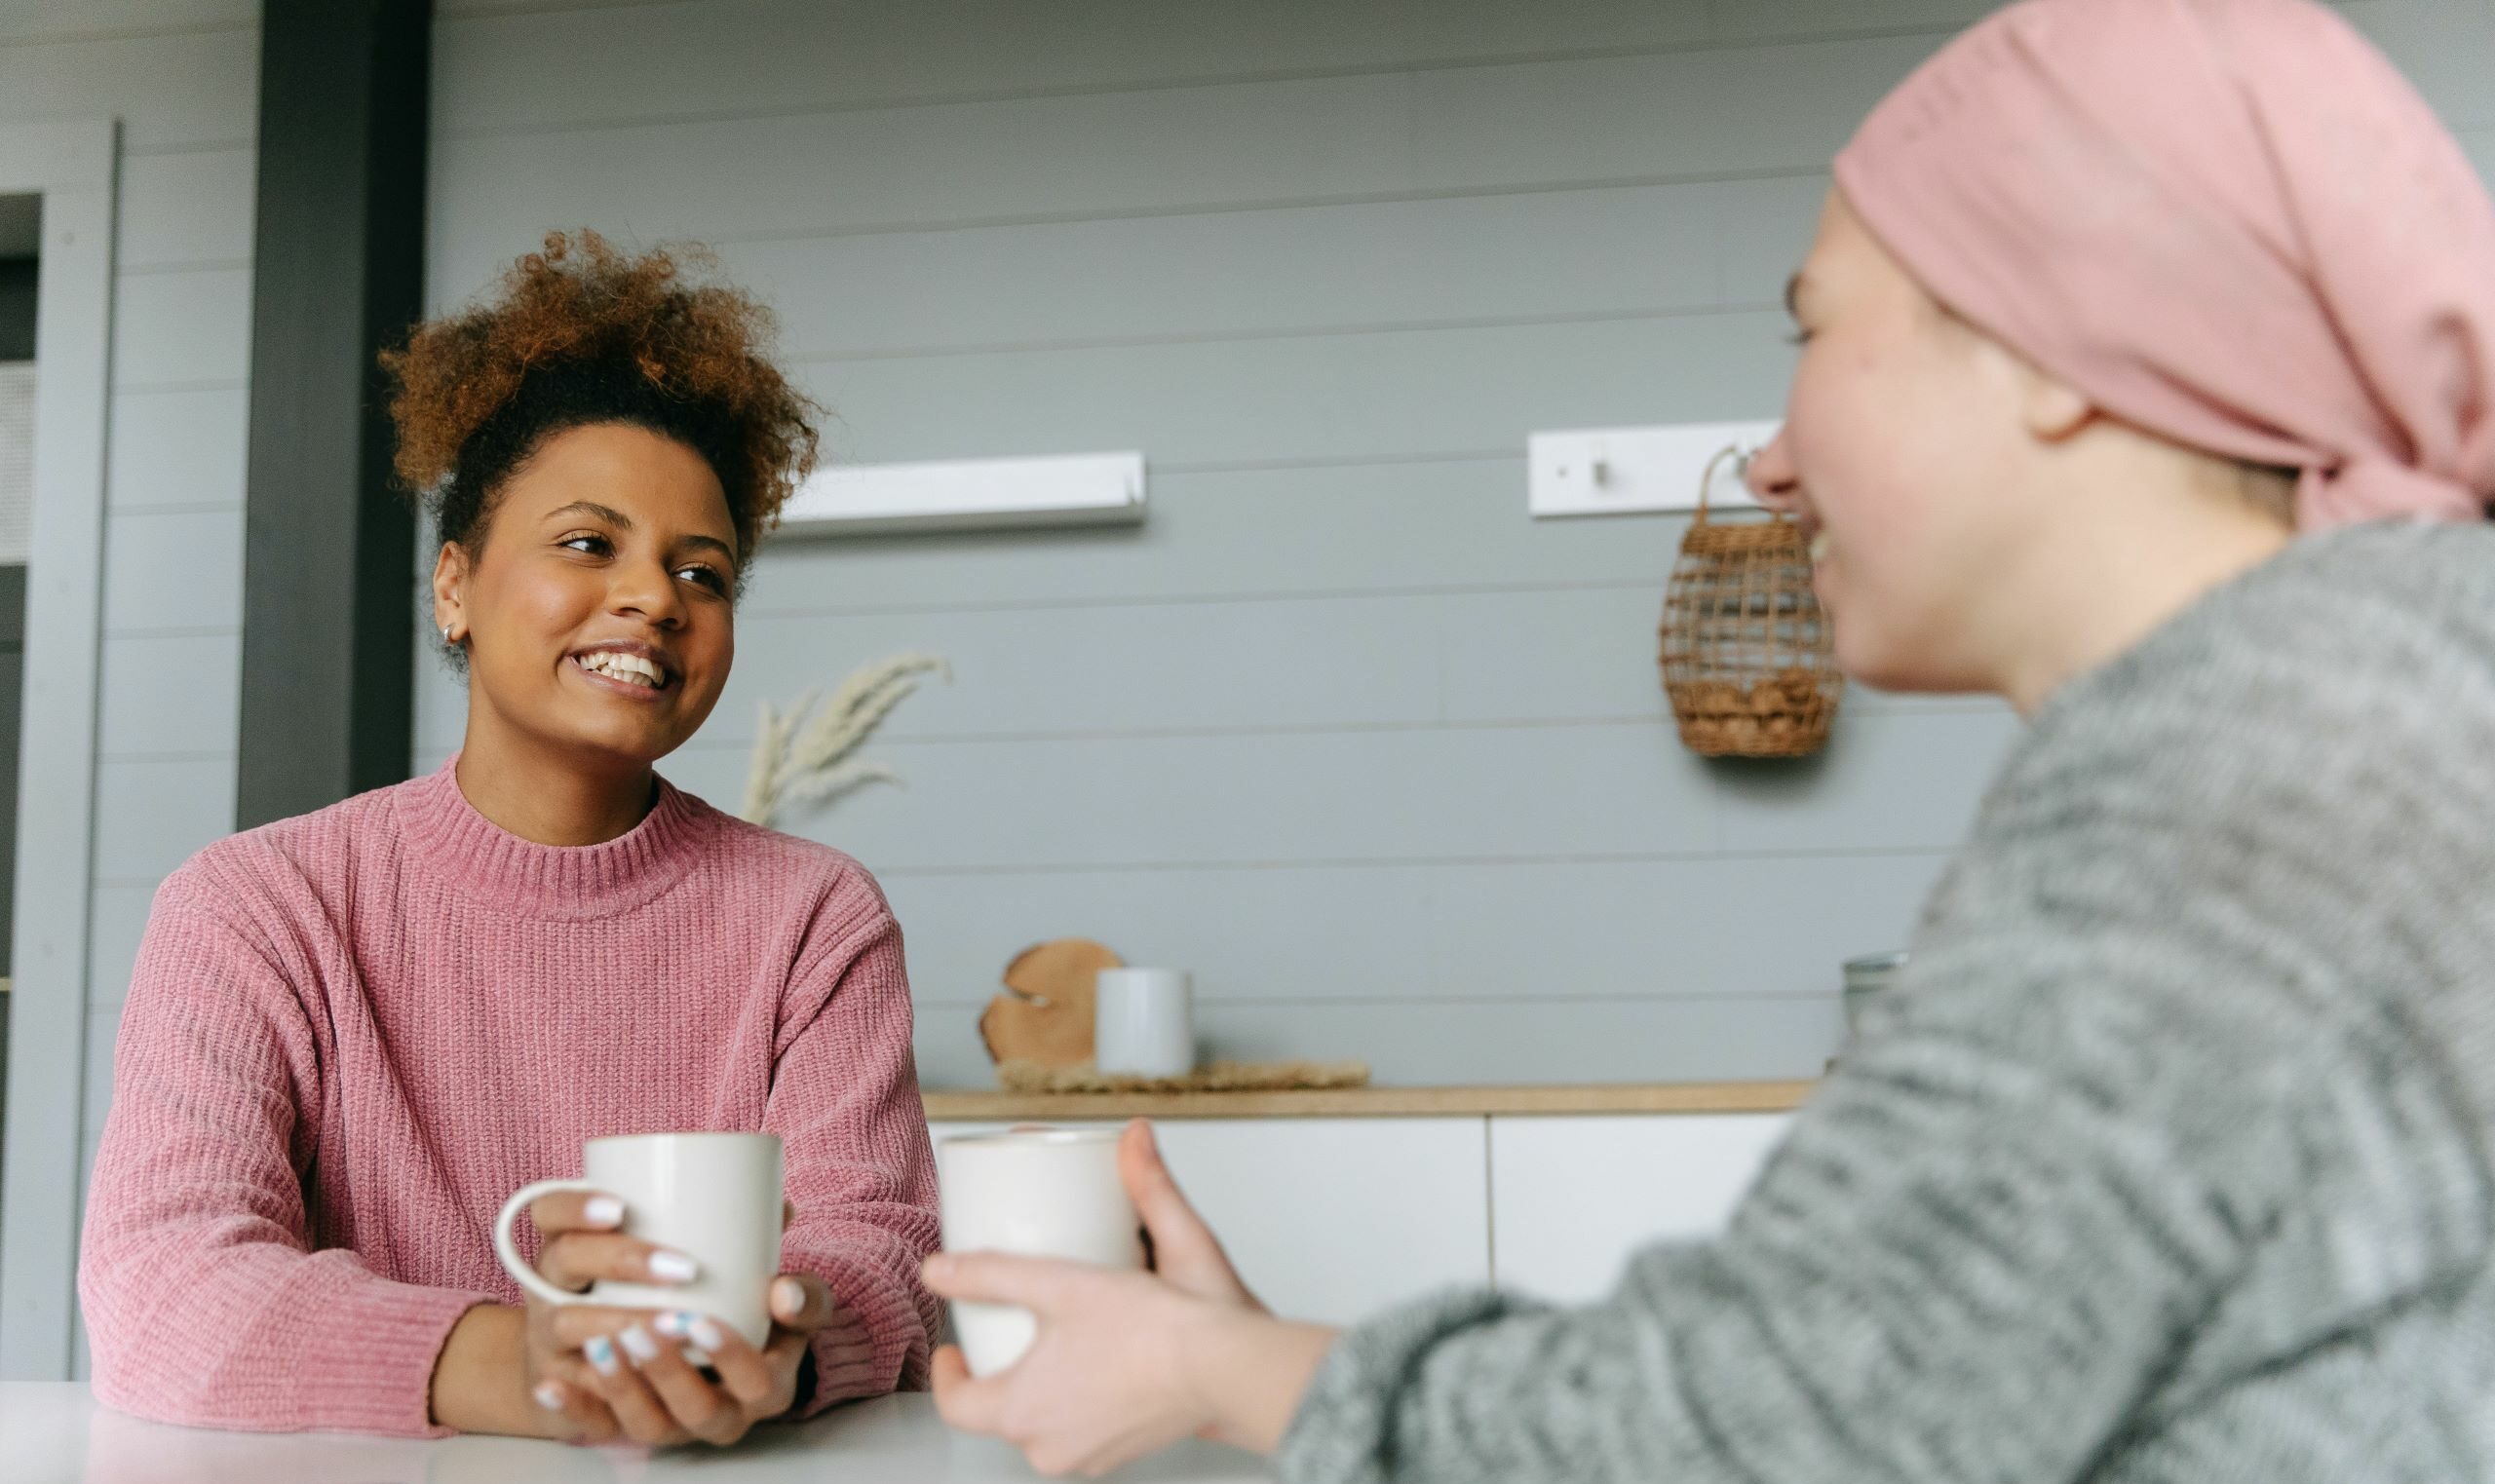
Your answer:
[1278,520,2495,1484]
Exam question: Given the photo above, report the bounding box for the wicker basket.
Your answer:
[1659,446,1841,758]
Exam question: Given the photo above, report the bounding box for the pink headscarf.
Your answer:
[1832,0,2495,528]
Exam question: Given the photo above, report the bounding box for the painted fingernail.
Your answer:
[585,1335,620,1377]
[583,1196,625,1228]
[648,1249,700,1283]
[654,1310,692,1339]
[688,1315,726,1351]
[682,1346,714,1370]
[619,1324,660,1366]
[534,1380,566,1411]
[774,1275,808,1313]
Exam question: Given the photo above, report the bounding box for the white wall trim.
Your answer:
[0,118,118,1381]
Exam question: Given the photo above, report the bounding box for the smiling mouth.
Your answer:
[570,649,676,693]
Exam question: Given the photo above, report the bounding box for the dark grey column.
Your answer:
[237,0,430,828]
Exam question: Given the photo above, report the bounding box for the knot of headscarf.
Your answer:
[1832,0,2495,529]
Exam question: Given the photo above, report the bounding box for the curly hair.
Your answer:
[380,230,820,580]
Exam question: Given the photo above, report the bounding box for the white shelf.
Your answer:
[778,450,1147,536]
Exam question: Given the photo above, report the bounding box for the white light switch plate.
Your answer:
[1528,420,1781,518]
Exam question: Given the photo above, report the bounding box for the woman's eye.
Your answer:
[677,564,729,595]
[558,532,611,554]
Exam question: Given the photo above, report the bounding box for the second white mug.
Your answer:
[938,1127,1142,1375]
[1094,967,1195,1077]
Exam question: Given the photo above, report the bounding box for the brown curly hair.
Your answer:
[380,230,820,580]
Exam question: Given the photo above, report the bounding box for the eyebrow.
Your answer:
[545,500,737,561]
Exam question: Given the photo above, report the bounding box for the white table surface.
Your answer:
[1,1386,1274,1484]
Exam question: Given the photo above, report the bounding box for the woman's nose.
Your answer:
[610,560,684,628]
[1746,431,1802,514]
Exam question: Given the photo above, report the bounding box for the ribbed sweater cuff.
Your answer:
[308,1283,498,1438]
[792,1253,928,1416]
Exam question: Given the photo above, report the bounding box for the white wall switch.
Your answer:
[1527,420,1781,519]
[778,450,1146,536]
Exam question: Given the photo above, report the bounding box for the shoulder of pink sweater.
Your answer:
[688,800,896,923]
[152,776,415,924]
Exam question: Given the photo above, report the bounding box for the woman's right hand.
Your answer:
[518,1188,701,1443]
[1119,1120,1264,1313]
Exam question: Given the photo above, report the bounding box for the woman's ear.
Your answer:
[431,542,471,643]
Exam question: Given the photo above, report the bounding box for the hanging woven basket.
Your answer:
[1659,445,1841,758]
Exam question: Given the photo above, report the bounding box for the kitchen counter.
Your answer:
[3,1387,1269,1484]
[923,1079,1816,1121]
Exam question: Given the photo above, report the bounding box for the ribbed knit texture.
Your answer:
[1278,519,2495,1483]
[77,758,941,1437]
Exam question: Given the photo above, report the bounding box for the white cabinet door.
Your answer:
[1488,1114,1790,1304]
[929,1119,1490,1326]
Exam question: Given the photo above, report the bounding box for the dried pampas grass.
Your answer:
[740,653,948,828]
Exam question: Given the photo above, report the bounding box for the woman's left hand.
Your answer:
[551,1272,836,1448]
[925,1252,1235,1476]
[924,1121,1337,1476]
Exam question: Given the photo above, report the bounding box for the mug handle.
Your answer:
[492,1178,603,1309]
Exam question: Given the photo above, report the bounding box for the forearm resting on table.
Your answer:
[1190,1311,1339,1455]
[429,1305,554,1438]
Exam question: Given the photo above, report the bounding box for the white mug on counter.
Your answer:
[1094,967,1195,1077]
[938,1127,1143,1375]
[493,1131,786,1348]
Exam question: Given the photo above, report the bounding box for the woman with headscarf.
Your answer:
[919,0,2495,1478]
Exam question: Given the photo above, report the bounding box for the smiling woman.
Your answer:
[74,233,943,1449]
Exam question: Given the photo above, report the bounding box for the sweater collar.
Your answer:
[394,755,711,921]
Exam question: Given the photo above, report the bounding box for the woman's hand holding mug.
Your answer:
[491,1130,823,1447]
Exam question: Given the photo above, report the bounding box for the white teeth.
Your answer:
[1808,530,1833,563]
[576,652,663,688]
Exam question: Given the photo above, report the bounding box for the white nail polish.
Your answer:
[687,1315,726,1352]
[534,1380,566,1411]
[648,1249,700,1283]
[585,1335,620,1377]
[583,1196,625,1228]
[682,1346,714,1370]
[620,1325,660,1366]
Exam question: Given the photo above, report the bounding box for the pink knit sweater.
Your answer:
[77,758,942,1436]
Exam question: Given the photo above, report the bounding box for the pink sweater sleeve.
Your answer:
[77,880,492,1436]
[764,886,944,1416]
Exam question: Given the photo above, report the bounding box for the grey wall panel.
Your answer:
[104,387,248,513]
[884,850,1949,1010]
[83,882,157,1013]
[707,181,1736,363]
[0,27,257,151]
[910,992,1849,1088]
[434,0,1719,139]
[100,509,243,634]
[429,32,1947,285]
[792,313,1793,470]
[98,629,241,759]
[653,721,1728,872]
[118,147,255,272]
[92,755,233,884]
[109,266,250,389]
[0,2,252,41]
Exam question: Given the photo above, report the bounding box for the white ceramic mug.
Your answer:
[938,1127,1143,1375]
[493,1131,786,1348]
[1094,968,1195,1077]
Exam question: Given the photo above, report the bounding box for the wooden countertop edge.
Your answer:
[923,1080,1817,1121]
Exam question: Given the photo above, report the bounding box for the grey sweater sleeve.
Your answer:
[1276,927,2321,1483]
